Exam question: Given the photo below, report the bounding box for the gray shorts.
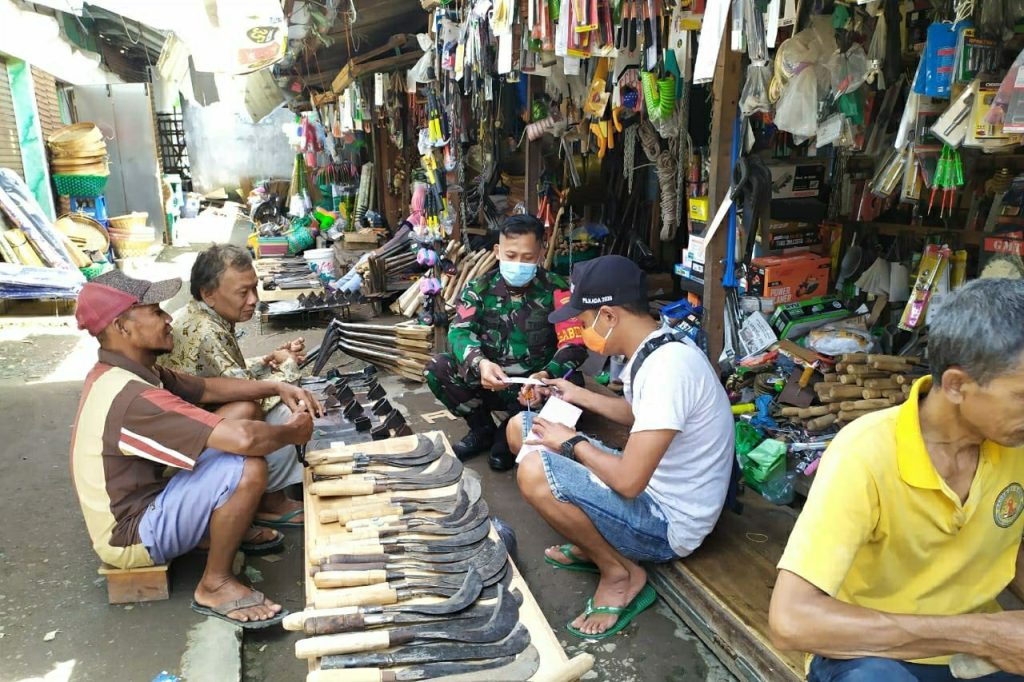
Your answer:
[138,448,245,564]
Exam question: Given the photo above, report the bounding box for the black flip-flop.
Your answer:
[191,527,285,556]
[190,590,288,630]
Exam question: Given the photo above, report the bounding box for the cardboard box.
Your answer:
[769,296,850,340]
[766,222,823,253]
[767,161,826,199]
[747,253,831,304]
[979,236,1024,279]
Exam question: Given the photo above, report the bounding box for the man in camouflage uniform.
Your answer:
[426,214,586,470]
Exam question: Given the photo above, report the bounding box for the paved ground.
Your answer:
[0,246,732,681]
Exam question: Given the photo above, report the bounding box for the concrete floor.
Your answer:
[0,250,732,681]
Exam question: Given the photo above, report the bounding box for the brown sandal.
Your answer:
[190,589,288,630]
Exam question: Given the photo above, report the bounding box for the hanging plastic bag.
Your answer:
[978,0,1006,39]
[741,62,773,115]
[986,46,1024,125]
[828,44,869,98]
[775,68,819,138]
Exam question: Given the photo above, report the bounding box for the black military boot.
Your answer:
[452,411,496,461]
[488,415,516,472]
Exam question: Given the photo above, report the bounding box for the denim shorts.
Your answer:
[522,412,678,563]
[138,448,245,564]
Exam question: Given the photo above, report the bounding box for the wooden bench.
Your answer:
[98,563,170,604]
[578,386,805,681]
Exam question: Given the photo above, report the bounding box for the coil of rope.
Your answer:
[638,121,679,240]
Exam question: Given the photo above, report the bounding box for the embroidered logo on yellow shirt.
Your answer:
[994,482,1024,528]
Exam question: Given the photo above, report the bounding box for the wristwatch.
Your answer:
[560,435,587,461]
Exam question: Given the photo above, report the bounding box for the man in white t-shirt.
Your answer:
[507,255,735,640]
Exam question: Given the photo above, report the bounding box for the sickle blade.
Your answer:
[320,623,532,669]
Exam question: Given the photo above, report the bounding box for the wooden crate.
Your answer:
[301,431,594,681]
[98,562,170,604]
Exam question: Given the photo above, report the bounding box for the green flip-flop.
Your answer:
[254,508,304,529]
[544,544,599,574]
[565,583,657,640]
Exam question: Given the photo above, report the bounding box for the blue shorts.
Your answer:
[138,448,245,564]
[809,656,1024,681]
[522,413,678,563]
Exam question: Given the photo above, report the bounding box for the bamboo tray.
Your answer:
[302,431,594,681]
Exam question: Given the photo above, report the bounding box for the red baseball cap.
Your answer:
[76,270,181,336]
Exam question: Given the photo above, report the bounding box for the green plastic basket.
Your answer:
[54,174,109,197]
[80,263,112,280]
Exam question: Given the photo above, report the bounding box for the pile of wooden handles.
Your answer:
[390,243,497,319]
[782,354,924,432]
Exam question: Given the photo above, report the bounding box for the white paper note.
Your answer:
[516,396,583,463]
[505,377,546,385]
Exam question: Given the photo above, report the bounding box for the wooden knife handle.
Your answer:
[310,479,377,497]
[346,513,404,529]
[338,504,404,525]
[312,541,383,563]
[308,670,395,682]
[305,450,356,465]
[314,561,387,573]
[313,462,357,476]
[305,612,368,635]
[313,569,388,588]
[295,629,392,658]
[283,607,359,631]
[312,583,398,609]
[320,527,380,543]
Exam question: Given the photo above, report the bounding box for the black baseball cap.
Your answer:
[548,255,647,324]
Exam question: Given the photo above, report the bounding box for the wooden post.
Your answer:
[702,35,743,373]
[524,75,542,216]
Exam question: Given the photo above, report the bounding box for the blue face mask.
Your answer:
[499,261,538,288]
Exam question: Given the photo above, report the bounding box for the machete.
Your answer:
[317,504,490,545]
[311,517,491,560]
[319,622,531,669]
[345,500,491,536]
[311,446,442,475]
[286,587,524,635]
[296,586,518,658]
[311,564,510,610]
[429,646,541,682]
[317,535,497,566]
[342,492,476,530]
[309,456,463,496]
[318,476,482,524]
[312,454,441,480]
[306,644,540,682]
[315,560,509,601]
[315,536,505,575]
[313,539,507,589]
[307,434,435,466]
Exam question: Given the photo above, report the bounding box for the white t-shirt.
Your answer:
[621,326,735,557]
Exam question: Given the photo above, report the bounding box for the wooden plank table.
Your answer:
[301,431,594,681]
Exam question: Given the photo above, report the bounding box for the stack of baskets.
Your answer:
[108,212,156,258]
[47,123,109,197]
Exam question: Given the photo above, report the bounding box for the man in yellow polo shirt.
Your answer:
[769,278,1024,681]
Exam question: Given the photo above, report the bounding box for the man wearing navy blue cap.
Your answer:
[507,255,735,640]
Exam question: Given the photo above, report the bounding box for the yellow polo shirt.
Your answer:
[778,376,1024,665]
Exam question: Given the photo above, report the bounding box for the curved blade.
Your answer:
[312,458,437,481]
[408,499,490,532]
[427,645,541,682]
[380,456,463,490]
[386,570,482,615]
[400,585,518,644]
[388,518,491,552]
[383,506,490,537]
[321,623,532,669]
[360,434,434,459]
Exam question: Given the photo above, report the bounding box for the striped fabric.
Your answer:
[70,350,222,568]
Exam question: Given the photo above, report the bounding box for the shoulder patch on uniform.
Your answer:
[456,304,477,319]
[994,482,1024,528]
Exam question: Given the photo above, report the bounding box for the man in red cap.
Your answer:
[72,270,322,628]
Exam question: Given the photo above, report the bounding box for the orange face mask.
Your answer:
[581,312,614,355]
